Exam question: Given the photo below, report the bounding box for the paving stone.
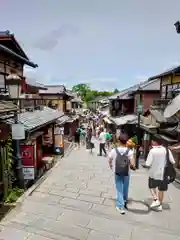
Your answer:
[131,226,180,240]
[79,189,102,197]
[59,197,92,211]
[90,203,119,219]
[21,200,64,219]
[66,183,87,189]
[1,146,180,239]
[0,226,31,239]
[101,192,116,199]
[87,217,132,238]
[65,187,80,193]
[57,208,92,227]
[25,226,73,240]
[11,212,40,226]
[87,230,116,240]
[103,198,116,206]
[78,194,104,204]
[42,219,90,239]
[30,192,62,204]
[50,189,79,199]
[28,234,52,240]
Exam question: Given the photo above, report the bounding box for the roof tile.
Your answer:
[5,107,64,131]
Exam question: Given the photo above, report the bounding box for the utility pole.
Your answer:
[174,21,180,33]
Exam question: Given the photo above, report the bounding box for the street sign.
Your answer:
[137,104,143,114]
[23,167,35,180]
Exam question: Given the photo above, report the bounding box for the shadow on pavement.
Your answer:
[144,198,171,211]
[127,198,151,215]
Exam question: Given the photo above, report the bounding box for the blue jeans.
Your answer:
[115,174,130,209]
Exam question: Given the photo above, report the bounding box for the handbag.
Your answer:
[164,147,176,184]
[90,142,95,149]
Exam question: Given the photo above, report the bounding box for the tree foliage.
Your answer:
[72,83,119,102]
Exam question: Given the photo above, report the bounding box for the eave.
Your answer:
[0,43,38,68]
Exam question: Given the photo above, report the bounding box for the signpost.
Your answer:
[137,104,143,114]
[136,100,143,169]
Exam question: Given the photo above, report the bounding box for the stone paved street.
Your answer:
[1,143,180,239]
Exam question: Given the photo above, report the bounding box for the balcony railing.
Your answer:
[152,99,170,112]
[153,99,170,105]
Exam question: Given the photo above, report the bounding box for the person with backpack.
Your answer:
[108,135,135,214]
[144,141,175,211]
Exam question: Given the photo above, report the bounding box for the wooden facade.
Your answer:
[0,31,37,94]
[160,75,180,99]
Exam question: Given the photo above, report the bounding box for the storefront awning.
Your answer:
[5,107,64,132]
[110,114,137,126]
[57,115,71,125]
[103,117,112,124]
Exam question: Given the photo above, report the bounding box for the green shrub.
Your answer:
[4,187,24,203]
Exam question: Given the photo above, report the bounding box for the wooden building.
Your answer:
[0,30,37,93]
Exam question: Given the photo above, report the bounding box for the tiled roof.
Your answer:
[39,85,72,97]
[25,77,47,90]
[0,30,29,60]
[0,101,17,113]
[5,107,64,131]
[110,79,160,100]
[148,65,180,81]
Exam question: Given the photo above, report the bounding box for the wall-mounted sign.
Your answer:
[12,124,25,140]
[23,167,35,180]
[20,145,35,166]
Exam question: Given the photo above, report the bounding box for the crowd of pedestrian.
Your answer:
[73,118,176,216]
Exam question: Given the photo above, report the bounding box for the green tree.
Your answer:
[72,83,115,103]
[113,88,119,93]
[72,83,90,100]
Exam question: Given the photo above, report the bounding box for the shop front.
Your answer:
[6,107,64,183]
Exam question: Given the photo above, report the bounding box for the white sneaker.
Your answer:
[150,200,161,208]
[116,207,125,215]
[156,205,162,211]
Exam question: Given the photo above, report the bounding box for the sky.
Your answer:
[1,0,180,91]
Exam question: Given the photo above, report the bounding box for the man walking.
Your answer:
[145,141,175,211]
[108,135,135,214]
[98,128,107,156]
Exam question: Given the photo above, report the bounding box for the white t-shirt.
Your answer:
[146,146,175,180]
[109,147,134,173]
[99,131,107,144]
